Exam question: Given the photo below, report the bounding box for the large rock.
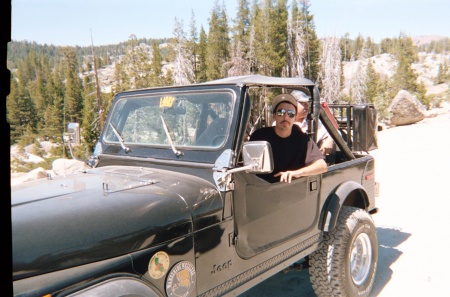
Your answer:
[10,167,48,186]
[388,90,426,126]
[52,158,89,176]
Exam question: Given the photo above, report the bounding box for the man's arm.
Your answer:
[274,159,327,183]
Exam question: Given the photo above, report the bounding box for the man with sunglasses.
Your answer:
[249,93,327,183]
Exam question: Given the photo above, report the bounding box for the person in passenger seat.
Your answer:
[291,90,334,156]
[249,93,327,183]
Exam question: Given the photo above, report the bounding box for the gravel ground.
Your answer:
[240,103,450,297]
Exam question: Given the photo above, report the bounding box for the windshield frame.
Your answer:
[101,88,237,156]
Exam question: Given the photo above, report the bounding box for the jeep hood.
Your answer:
[12,166,221,280]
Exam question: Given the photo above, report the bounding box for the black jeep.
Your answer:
[12,75,379,297]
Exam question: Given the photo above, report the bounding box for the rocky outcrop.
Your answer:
[388,90,426,126]
[10,167,49,186]
[11,159,88,186]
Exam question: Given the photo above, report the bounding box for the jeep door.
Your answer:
[232,172,321,258]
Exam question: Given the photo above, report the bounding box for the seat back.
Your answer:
[196,118,229,146]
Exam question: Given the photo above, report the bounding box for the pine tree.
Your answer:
[269,0,288,77]
[393,33,417,65]
[81,75,99,155]
[365,60,381,103]
[218,1,231,67]
[365,37,379,57]
[232,0,250,61]
[11,60,37,144]
[162,68,175,86]
[149,41,163,87]
[122,34,139,89]
[32,55,51,133]
[187,10,199,80]
[372,78,390,122]
[114,60,130,92]
[32,70,46,130]
[340,33,351,61]
[206,1,230,79]
[61,47,84,123]
[391,54,418,95]
[390,34,418,98]
[103,52,111,66]
[436,61,449,84]
[197,26,208,82]
[352,34,365,60]
[122,34,151,89]
[380,38,393,54]
[134,43,152,89]
[50,62,65,141]
[43,104,63,143]
[252,0,273,75]
[7,76,21,144]
[415,80,429,109]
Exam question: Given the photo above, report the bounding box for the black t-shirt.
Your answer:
[249,125,324,183]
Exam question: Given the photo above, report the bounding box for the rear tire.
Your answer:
[309,206,378,297]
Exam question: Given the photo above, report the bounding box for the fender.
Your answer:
[321,181,369,232]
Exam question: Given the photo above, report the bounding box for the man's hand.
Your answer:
[320,137,334,155]
[274,170,303,183]
[274,159,327,183]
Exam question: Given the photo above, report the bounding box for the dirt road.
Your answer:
[241,103,450,296]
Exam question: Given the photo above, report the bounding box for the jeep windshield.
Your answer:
[103,90,234,152]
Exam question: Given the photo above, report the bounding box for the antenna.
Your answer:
[90,29,104,131]
[303,0,312,80]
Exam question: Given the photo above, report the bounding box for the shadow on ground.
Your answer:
[240,226,410,297]
[369,226,411,296]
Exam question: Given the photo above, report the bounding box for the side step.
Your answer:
[281,258,310,274]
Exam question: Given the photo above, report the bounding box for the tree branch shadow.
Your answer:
[370,226,411,296]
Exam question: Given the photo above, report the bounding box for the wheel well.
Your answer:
[56,274,163,297]
[321,183,369,232]
[342,188,368,209]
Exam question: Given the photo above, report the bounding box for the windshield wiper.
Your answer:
[109,123,132,153]
[160,115,183,156]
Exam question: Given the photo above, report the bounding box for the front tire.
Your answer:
[309,206,378,297]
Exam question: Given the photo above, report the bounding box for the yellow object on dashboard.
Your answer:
[160,96,175,108]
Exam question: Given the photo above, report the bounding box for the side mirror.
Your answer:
[242,141,273,173]
[86,142,102,168]
[213,142,273,191]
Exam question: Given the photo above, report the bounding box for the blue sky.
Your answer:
[11,0,450,47]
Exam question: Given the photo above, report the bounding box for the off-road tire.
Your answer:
[309,206,378,297]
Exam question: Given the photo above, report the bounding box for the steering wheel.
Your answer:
[211,135,226,146]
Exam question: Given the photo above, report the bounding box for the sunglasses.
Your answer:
[276,109,296,118]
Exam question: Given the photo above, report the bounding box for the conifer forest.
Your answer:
[7,0,450,166]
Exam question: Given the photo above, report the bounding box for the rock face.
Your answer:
[388,90,426,126]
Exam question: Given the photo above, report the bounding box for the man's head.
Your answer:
[291,90,311,121]
[272,93,298,113]
[272,93,297,134]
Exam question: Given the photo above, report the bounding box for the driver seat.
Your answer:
[196,118,228,146]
